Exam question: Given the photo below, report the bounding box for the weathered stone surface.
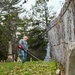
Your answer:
[7,41,13,62]
[47,0,75,74]
[66,42,75,75]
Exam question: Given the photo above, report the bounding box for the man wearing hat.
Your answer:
[19,36,28,63]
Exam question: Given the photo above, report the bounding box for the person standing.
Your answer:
[19,36,28,63]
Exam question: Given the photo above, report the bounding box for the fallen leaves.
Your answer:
[0,61,63,75]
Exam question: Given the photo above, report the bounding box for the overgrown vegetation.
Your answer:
[0,61,63,75]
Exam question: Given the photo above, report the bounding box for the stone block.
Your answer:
[66,42,75,75]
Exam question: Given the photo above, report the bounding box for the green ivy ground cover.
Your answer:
[0,61,62,75]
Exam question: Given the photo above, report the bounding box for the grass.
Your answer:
[0,61,62,75]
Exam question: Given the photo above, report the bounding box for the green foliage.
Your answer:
[27,26,48,60]
[0,0,27,60]
[31,0,56,27]
[0,61,63,75]
[25,0,56,60]
[0,0,56,61]
[0,26,8,60]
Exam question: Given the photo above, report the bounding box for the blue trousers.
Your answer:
[19,49,27,63]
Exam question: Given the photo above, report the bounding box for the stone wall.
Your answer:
[47,0,75,73]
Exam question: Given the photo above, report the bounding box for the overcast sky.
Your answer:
[18,0,65,18]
